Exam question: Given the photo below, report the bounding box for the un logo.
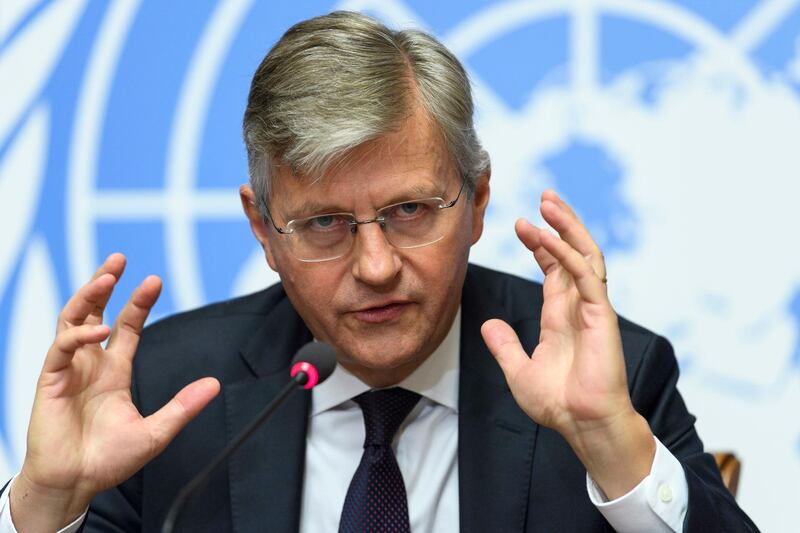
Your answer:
[1,1,799,529]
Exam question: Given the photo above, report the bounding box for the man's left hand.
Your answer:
[481,189,655,500]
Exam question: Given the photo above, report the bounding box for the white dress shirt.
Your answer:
[0,308,689,532]
[300,311,463,533]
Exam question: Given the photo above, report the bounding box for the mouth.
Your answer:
[351,301,411,324]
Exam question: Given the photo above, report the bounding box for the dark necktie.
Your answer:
[338,387,422,533]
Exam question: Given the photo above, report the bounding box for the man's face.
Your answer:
[241,103,490,386]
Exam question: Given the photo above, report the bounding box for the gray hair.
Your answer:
[243,10,490,218]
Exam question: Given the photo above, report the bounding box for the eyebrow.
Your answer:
[282,182,444,220]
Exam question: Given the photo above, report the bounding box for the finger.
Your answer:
[85,254,127,326]
[540,197,597,256]
[58,273,119,333]
[144,377,221,454]
[481,319,529,384]
[514,219,559,275]
[44,323,111,373]
[539,229,607,305]
[542,189,578,218]
[540,192,605,277]
[107,276,163,357]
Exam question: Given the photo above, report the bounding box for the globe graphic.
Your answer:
[0,0,798,529]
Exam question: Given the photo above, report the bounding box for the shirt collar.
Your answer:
[310,308,461,415]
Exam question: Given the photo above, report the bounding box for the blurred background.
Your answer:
[1,0,799,529]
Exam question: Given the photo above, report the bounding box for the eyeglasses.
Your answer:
[264,179,467,262]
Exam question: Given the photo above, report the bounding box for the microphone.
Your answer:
[290,341,337,389]
[161,341,336,533]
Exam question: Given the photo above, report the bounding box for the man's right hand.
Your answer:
[9,254,220,532]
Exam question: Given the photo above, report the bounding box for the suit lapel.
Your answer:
[225,295,313,533]
[458,266,541,533]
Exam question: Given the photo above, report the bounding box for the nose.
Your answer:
[350,222,402,286]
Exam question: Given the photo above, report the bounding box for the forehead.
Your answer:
[271,104,458,215]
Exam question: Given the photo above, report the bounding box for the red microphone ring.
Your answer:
[290,361,319,389]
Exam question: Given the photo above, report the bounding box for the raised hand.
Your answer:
[10,254,220,531]
[481,190,655,499]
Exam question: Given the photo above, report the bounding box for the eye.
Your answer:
[312,215,334,227]
[301,214,348,232]
[399,202,420,215]
[391,201,432,219]
[384,201,437,225]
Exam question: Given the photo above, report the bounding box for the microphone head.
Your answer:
[290,342,337,389]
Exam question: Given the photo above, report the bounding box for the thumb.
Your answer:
[481,319,529,383]
[144,377,220,453]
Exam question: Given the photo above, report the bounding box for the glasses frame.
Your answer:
[263,177,468,262]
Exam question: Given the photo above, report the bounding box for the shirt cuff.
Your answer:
[586,436,688,533]
[0,475,87,533]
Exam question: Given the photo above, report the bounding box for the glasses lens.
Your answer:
[289,214,353,261]
[382,199,447,248]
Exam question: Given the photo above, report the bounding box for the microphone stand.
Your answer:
[161,372,309,533]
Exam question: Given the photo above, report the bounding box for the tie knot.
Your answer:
[354,388,421,447]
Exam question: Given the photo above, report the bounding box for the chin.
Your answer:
[336,330,431,372]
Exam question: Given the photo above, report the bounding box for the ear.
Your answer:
[470,170,491,245]
[240,185,279,272]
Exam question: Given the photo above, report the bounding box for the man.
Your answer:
[1,11,757,532]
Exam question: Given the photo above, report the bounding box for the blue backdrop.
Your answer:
[2,1,799,529]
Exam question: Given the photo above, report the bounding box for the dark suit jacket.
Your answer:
[8,264,759,531]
